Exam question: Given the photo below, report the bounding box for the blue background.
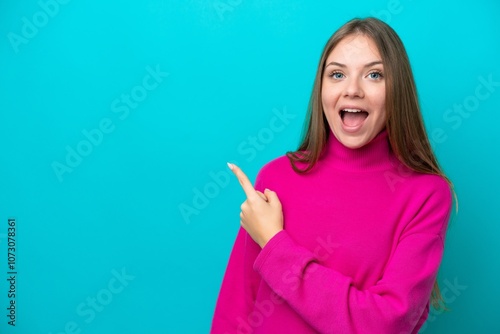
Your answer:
[1,0,499,333]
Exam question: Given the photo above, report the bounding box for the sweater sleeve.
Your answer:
[210,172,265,334]
[253,181,453,334]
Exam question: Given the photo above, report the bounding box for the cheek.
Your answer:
[369,90,386,118]
[377,87,386,110]
[375,105,387,129]
[321,87,339,110]
[321,86,328,104]
[378,95,386,111]
[378,101,387,122]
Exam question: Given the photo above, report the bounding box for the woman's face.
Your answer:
[321,34,386,149]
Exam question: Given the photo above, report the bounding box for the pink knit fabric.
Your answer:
[211,129,452,334]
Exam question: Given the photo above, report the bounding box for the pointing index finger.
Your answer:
[227,163,257,199]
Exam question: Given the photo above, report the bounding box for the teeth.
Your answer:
[343,108,363,112]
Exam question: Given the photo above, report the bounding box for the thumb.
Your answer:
[255,190,268,202]
[264,188,280,205]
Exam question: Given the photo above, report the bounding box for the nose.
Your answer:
[343,77,364,98]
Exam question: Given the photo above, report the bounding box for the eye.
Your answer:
[368,71,383,80]
[329,71,344,79]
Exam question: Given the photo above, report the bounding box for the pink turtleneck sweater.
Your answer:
[211,129,452,334]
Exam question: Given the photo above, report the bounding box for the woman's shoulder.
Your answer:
[396,168,453,205]
[411,171,450,190]
[253,153,304,188]
[258,154,294,177]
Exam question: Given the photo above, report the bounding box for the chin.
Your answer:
[335,132,373,149]
[340,138,367,149]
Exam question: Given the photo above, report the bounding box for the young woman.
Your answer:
[211,17,454,334]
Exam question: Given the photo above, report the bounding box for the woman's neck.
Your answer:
[320,128,395,172]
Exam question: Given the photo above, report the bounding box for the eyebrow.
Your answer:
[325,60,383,68]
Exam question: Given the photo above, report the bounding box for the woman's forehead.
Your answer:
[326,35,382,64]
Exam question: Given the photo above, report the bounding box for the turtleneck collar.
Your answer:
[320,128,395,172]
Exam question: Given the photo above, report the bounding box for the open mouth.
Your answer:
[340,108,369,128]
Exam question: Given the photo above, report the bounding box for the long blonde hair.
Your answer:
[286,17,455,310]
